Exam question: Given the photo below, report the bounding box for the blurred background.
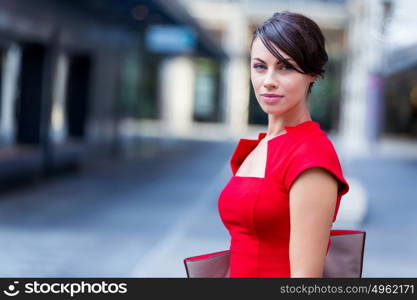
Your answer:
[0,0,415,277]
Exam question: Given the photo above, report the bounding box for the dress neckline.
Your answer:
[231,120,320,179]
[258,120,319,142]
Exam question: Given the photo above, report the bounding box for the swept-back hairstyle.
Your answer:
[250,11,328,94]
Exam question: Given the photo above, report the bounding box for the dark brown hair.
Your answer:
[250,11,328,94]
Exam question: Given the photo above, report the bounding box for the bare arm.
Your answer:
[289,167,338,277]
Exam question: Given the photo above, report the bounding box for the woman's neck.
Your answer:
[266,103,311,137]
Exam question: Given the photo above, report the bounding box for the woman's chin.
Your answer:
[260,105,285,115]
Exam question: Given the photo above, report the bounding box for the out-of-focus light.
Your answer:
[145,25,196,54]
[131,5,149,21]
[410,86,417,109]
[52,109,64,131]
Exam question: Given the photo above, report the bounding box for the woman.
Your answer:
[218,11,350,278]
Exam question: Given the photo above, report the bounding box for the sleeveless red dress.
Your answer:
[217,120,349,278]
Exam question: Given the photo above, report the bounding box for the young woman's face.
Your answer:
[250,37,316,115]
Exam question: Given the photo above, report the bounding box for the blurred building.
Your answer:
[383,44,417,137]
[1,0,415,185]
[164,0,416,158]
[139,0,351,139]
[378,0,417,140]
[0,0,225,184]
[339,0,417,157]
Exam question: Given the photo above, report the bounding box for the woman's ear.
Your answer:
[310,74,318,83]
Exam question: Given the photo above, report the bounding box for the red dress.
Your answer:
[217,120,349,278]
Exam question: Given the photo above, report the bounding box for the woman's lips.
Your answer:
[261,95,283,104]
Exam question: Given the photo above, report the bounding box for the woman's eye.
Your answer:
[252,64,294,71]
[280,65,293,71]
[253,64,265,70]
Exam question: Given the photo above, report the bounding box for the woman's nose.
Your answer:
[263,71,278,89]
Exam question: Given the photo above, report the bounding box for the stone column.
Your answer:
[339,0,388,157]
[159,55,195,136]
[222,7,251,136]
[0,43,21,145]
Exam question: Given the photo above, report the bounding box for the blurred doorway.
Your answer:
[193,57,221,122]
[65,54,91,139]
[16,42,46,144]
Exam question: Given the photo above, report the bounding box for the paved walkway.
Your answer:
[0,138,232,277]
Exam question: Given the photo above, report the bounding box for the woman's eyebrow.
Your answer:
[252,57,294,64]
